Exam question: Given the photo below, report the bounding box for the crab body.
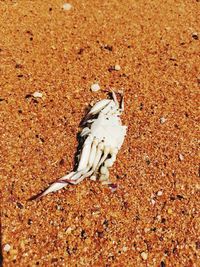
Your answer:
[90,114,126,149]
[37,92,127,199]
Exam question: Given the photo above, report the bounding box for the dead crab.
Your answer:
[34,91,127,199]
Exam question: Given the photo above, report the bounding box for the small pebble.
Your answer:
[4,244,11,252]
[179,154,184,161]
[122,246,128,252]
[157,191,163,196]
[56,205,61,210]
[192,32,198,40]
[32,91,43,98]
[65,226,73,234]
[141,251,148,260]
[157,215,161,221]
[62,3,72,10]
[109,183,118,193]
[160,117,167,124]
[91,83,100,92]
[114,64,121,71]
[150,198,156,205]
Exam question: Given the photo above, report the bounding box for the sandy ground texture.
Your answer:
[0,0,199,266]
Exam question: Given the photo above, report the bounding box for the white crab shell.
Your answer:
[90,112,126,149]
[35,92,127,199]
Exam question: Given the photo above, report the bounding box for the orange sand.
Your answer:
[0,0,199,266]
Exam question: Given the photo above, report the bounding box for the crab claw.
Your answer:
[111,90,124,112]
[81,99,112,125]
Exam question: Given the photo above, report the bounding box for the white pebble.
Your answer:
[156,215,161,221]
[141,251,148,260]
[157,191,163,196]
[179,154,184,161]
[91,83,100,92]
[150,198,156,205]
[65,226,73,234]
[32,91,43,98]
[114,64,121,71]
[122,246,128,252]
[4,244,11,252]
[62,3,72,10]
[160,117,167,124]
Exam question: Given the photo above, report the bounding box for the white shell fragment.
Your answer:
[35,91,127,199]
[157,190,163,196]
[160,117,167,124]
[141,252,148,260]
[114,64,121,71]
[179,153,184,161]
[90,83,101,92]
[32,91,43,98]
[62,3,72,10]
[4,244,11,252]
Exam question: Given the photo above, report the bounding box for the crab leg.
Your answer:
[37,137,94,198]
[70,138,98,181]
[36,171,76,198]
[82,99,112,125]
[77,134,93,171]
[95,146,110,169]
[37,139,101,198]
[104,147,118,168]
[59,140,103,185]
[80,127,91,137]
[99,147,118,181]
[90,145,110,180]
[70,141,104,184]
[111,91,119,108]
[120,95,124,112]
[89,99,112,116]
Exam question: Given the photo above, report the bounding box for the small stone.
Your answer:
[108,183,118,193]
[141,251,148,260]
[62,3,72,11]
[91,83,100,92]
[150,198,156,205]
[4,244,11,252]
[156,215,161,221]
[160,117,167,124]
[122,246,128,252]
[32,91,43,98]
[157,191,163,196]
[192,32,198,40]
[179,154,184,161]
[65,226,73,234]
[114,64,121,71]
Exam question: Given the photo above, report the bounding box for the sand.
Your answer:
[0,0,199,266]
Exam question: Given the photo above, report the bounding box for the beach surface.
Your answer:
[0,0,199,266]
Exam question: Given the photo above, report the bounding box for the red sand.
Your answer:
[1,0,199,266]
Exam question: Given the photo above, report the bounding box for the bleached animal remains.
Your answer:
[37,92,127,198]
